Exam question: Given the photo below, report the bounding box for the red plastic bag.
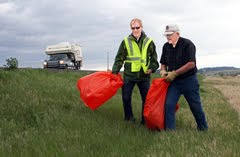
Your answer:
[144,78,179,130]
[77,71,123,110]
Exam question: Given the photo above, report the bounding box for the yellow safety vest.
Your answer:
[124,37,153,72]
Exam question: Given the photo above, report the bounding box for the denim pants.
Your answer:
[165,74,208,130]
[122,79,150,123]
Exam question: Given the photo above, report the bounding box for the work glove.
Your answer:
[160,70,168,78]
[165,71,178,82]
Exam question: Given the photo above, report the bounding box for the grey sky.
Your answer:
[1,0,240,70]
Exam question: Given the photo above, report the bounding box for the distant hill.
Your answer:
[198,66,240,76]
[199,66,239,72]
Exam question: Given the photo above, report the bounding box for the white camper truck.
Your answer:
[43,42,82,70]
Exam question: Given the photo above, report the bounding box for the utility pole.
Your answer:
[107,52,109,71]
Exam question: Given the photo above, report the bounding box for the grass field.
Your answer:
[0,69,239,157]
[204,76,240,118]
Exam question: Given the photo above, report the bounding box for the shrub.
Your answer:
[4,57,18,69]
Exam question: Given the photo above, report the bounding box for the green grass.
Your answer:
[0,69,239,157]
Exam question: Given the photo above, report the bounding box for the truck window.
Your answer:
[49,54,68,61]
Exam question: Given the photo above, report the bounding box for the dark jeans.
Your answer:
[165,74,208,130]
[122,79,150,123]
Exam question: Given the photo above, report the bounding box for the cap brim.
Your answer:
[164,31,174,35]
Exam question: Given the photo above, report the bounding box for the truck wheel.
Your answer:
[75,63,78,70]
[65,65,68,69]
[75,62,80,70]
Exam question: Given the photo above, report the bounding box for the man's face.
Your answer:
[166,32,179,44]
[131,21,142,39]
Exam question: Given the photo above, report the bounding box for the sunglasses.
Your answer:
[131,27,140,30]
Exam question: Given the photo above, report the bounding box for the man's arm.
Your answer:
[175,62,195,75]
[161,61,195,81]
[160,64,168,77]
[147,41,159,73]
[112,41,126,74]
[175,40,196,76]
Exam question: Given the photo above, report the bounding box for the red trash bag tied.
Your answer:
[144,78,179,130]
[77,71,123,110]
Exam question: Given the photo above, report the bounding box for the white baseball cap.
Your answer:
[164,24,180,35]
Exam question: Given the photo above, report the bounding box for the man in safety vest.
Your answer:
[112,18,159,125]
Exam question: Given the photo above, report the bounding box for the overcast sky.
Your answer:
[1,0,240,70]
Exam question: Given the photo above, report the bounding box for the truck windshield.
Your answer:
[49,54,68,61]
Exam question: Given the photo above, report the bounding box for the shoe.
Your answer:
[140,121,145,125]
[124,117,136,123]
[197,127,208,131]
[130,117,136,122]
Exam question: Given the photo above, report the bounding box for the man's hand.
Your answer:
[165,71,178,82]
[160,70,168,78]
[145,69,152,74]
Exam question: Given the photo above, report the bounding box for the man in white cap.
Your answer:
[159,24,208,131]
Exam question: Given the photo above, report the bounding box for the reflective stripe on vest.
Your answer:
[124,37,152,72]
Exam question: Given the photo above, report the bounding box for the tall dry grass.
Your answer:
[204,76,240,118]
